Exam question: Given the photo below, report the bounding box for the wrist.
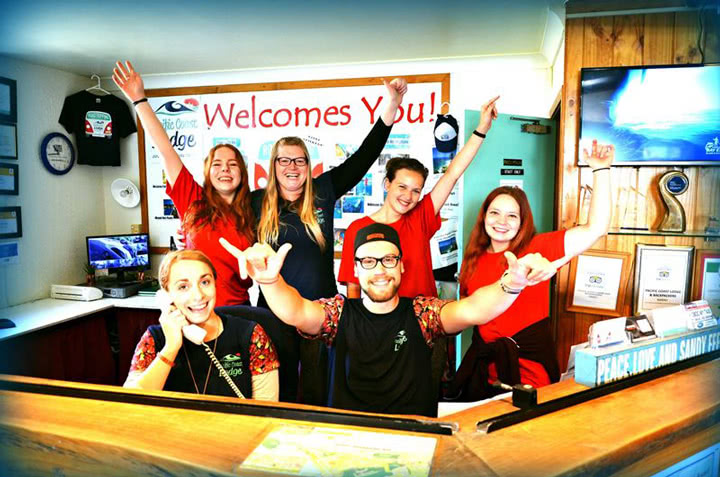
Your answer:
[500,271,525,294]
[473,130,487,139]
[255,276,280,286]
[161,343,181,357]
[157,353,175,368]
[158,346,179,367]
[132,97,148,106]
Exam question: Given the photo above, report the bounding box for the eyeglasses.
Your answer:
[354,254,402,270]
[276,157,308,167]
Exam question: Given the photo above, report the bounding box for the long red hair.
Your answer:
[182,144,255,243]
[459,186,536,296]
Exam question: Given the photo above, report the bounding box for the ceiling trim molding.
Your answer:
[565,0,700,18]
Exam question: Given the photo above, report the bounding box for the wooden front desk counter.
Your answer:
[0,359,718,477]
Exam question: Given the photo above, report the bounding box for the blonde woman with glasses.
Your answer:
[245,78,407,404]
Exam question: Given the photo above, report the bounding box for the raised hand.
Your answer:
[504,251,560,289]
[383,78,408,105]
[175,227,187,251]
[583,139,615,170]
[112,60,146,103]
[220,239,292,284]
[477,95,500,134]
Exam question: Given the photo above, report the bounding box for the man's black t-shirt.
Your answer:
[59,91,136,166]
[306,295,450,417]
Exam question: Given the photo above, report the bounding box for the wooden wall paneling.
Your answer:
[673,11,703,63]
[704,9,720,63]
[555,10,720,370]
[694,168,720,231]
[639,167,662,231]
[559,18,585,231]
[615,168,639,255]
[612,14,645,66]
[643,13,675,64]
[553,18,585,363]
[584,16,614,67]
[555,277,574,366]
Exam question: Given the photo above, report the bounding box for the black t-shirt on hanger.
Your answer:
[59,91,137,166]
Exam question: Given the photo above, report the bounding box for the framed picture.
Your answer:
[0,77,17,123]
[0,122,17,159]
[692,249,720,317]
[566,249,632,316]
[0,163,18,195]
[634,244,694,314]
[0,206,22,239]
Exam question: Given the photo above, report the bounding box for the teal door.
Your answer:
[457,111,558,359]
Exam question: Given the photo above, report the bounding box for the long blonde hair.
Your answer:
[257,137,326,250]
[183,144,254,243]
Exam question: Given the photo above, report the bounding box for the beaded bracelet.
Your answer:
[500,271,524,295]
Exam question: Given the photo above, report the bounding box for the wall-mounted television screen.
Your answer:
[579,64,720,166]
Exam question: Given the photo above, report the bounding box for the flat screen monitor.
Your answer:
[579,64,720,166]
[87,233,150,281]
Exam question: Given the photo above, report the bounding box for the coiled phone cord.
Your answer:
[202,342,246,399]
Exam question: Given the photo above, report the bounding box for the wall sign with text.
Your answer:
[139,75,459,270]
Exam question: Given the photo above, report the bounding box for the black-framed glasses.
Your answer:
[354,254,402,270]
[276,157,308,167]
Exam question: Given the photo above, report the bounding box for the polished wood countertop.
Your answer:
[1,359,718,476]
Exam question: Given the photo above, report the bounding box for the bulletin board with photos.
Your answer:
[137,74,462,270]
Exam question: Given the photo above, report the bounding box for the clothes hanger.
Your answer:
[86,74,110,96]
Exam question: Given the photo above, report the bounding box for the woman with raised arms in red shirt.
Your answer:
[113,60,254,306]
[450,140,615,399]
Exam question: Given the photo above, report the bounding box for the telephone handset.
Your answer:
[156,289,207,345]
[155,288,245,398]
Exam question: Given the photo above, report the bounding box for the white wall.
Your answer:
[1,53,557,307]
[0,56,107,307]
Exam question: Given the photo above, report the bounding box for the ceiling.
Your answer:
[0,0,565,77]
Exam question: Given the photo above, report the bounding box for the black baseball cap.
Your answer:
[434,113,459,152]
[354,223,402,256]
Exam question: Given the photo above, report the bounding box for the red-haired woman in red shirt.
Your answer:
[113,61,254,306]
[451,140,614,399]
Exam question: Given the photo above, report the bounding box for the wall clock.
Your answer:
[41,132,75,175]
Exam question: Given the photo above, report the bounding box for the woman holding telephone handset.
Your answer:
[124,250,280,401]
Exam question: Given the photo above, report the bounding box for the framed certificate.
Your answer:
[566,249,631,316]
[692,250,720,317]
[0,206,22,239]
[0,123,17,159]
[634,244,694,314]
[0,163,18,195]
[0,77,17,123]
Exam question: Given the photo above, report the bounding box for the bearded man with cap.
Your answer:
[221,222,559,417]
[336,95,499,405]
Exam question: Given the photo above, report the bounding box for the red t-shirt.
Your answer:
[461,230,566,387]
[166,167,253,306]
[338,194,442,298]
